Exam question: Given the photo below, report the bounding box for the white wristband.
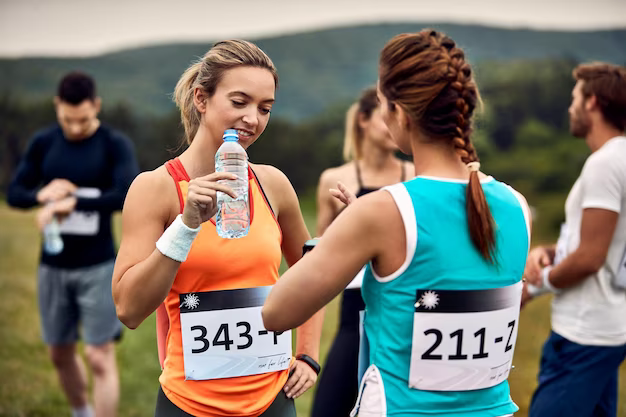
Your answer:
[526,282,549,297]
[156,214,201,262]
[541,266,560,293]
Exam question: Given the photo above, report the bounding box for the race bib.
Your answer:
[409,282,522,391]
[615,246,626,290]
[58,188,101,235]
[179,286,292,381]
[553,223,569,266]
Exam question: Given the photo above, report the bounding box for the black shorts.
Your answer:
[155,385,296,417]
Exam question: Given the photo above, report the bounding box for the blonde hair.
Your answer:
[173,40,278,144]
[342,87,378,161]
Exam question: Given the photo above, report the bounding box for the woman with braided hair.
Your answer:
[263,29,531,416]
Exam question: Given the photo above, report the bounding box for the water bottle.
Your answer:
[215,129,250,239]
[43,215,64,255]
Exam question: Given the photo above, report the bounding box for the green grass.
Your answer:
[0,201,624,416]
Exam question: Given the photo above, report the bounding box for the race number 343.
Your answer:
[179,287,292,381]
[188,321,284,353]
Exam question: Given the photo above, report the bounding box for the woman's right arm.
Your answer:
[112,170,181,329]
[113,169,237,329]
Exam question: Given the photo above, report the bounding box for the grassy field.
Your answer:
[0,201,624,417]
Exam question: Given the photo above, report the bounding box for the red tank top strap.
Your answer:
[165,158,190,213]
[249,167,280,231]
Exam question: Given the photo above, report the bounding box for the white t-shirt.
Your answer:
[551,136,626,346]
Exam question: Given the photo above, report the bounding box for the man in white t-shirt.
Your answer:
[524,63,626,417]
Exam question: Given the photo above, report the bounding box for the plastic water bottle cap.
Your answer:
[223,129,239,141]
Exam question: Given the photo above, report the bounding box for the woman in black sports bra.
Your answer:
[312,87,413,417]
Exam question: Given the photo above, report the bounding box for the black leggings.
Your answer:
[155,385,296,417]
[312,289,365,417]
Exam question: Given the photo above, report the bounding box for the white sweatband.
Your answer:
[526,283,549,297]
[541,266,560,293]
[156,214,201,262]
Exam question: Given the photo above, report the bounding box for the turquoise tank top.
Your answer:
[356,176,530,417]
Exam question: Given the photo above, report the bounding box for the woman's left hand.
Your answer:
[330,181,357,206]
[283,358,318,399]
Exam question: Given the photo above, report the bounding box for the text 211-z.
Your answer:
[421,321,516,360]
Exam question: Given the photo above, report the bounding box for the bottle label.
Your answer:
[216,152,247,161]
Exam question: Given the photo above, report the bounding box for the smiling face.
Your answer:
[200,66,276,149]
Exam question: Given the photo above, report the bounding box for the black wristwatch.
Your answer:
[302,238,320,256]
[296,354,321,375]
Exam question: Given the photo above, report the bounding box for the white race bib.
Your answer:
[180,286,292,381]
[409,282,522,391]
[554,223,569,266]
[58,188,101,235]
[615,246,626,290]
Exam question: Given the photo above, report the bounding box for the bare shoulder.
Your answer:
[127,166,172,198]
[328,187,402,260]
[124,165,178,222]
[359,188,399,214]
[250,163,292,190]
[341,187,398,225]
[249,163,297,213]
[319,162,356,188]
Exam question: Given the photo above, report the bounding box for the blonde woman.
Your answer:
[112,40,322,417]
[312,87,413,417]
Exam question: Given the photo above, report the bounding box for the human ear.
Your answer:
[585,94,598,113]
[193,88,208,113]
[93,97,102,113]
[394,102,411,129]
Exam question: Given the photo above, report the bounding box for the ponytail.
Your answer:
[342,103,360,161]
[173,62,202,144]
[466,164,496,263]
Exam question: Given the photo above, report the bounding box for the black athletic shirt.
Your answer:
[7,124,139,269]
[354,160,406,198]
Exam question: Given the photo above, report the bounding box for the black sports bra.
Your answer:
[355,160,406,197]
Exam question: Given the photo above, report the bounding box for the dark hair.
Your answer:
[379,29,496,263]
[343,87,378,161]
[573,62,626,132]
[57,72,96,105]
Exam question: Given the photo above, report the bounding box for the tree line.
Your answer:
[0,58,590,242]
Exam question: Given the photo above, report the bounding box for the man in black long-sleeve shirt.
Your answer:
[7,72,138,417]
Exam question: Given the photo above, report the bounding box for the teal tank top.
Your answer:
[356,176,530,417]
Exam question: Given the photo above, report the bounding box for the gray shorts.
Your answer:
[37,260,122,346]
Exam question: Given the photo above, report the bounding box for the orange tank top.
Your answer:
[159,158,288,417]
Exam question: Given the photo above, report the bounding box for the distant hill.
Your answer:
[1,23,625,120]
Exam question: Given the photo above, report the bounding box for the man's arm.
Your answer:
[546,208,618,289]
[545,151,623,290]
[7,134,45,208]
[74,132,139,212]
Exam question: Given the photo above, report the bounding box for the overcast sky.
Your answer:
[1,0,625,57]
